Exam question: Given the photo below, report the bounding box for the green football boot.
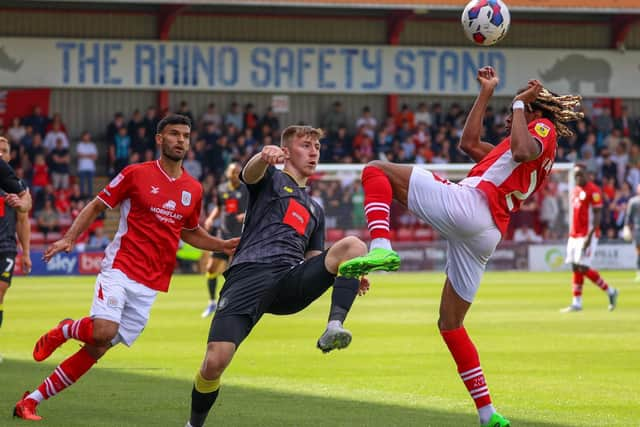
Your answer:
[481,412,511,427]
[338,248,400,278]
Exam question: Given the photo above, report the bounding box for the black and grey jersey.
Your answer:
[230,166,325,268]
[216,181,249,237]
[0,191,18,254]
[0,160,26,194]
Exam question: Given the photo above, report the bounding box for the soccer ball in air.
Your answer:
[461,0,511,46]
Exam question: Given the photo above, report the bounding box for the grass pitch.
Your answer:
[1,271,639,426]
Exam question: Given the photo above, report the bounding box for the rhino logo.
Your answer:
[539,54,611,93]
[0,46,23,72]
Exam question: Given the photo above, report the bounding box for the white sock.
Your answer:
[62,324,71,340]
[27,390,44,403]
[478,403,495,424]
[607,287,616,296]
[327,320,342,329]
[370,238,392,251]
[572,296,582,307]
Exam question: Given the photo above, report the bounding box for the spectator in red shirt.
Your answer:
[394,104,415,130]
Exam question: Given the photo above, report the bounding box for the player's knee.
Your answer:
[368,160,385,169]
[202,352,229,379]
[92,322,118,345]
[362,161,385,179]
[339,235,367,260]
[437,316,463,331]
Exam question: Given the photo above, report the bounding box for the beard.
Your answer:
[162,144,185,162]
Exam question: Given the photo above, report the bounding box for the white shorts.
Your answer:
[407,167,501,303]
[90,268,158,347]
[565,236,598,267]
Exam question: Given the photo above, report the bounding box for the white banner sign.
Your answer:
[528,243,637,272]
[1,38,639,97]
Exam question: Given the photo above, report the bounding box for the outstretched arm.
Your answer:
[44,197,108,261]
[459,66,499,163]
[181,226,239,256]
[242,145,285,184]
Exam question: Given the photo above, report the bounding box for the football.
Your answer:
[461,0,511,46]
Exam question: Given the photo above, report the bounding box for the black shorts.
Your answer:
[211,230,238,261]
[211,252,229,262]
[208,250,335,346]
[0,252,17,286]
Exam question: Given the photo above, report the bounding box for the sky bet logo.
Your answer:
[46,253,77,274]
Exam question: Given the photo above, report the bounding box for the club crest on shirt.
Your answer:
[534,122,550,138]
[579,191,586,200]
[181,191,192,206]
[109,173,124,188]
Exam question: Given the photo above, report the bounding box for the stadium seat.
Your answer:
[395,227,413,242]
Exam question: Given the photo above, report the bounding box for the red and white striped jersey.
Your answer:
[97,160,202,292]
[460,118,557,236]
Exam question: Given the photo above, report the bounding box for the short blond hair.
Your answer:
[280,125,324,148]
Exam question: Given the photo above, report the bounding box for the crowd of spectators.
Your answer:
[2,98,639,246]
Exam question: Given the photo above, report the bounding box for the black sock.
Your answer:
[328,277,359,323]
[207,276,218,300]
[190,386,220,427]
[637,256,640,270]
[0,309,3,328]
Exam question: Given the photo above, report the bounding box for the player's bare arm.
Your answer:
[44,198,108,262]
[510,80,544,162]
[203,206,220,231]
[16,208,32,274]
[583,206,602,252]
[6,188,32,213]
[459,66,498,163]
[242,146,285,184]
[180,226,240,256]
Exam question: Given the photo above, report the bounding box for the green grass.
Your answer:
[1,271,639,426]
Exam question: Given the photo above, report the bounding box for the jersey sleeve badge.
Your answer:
[534,122,550,138]
[592,192,601,203]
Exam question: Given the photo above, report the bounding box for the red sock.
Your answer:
[37,347,97,399]
[572,272,584,296]
[362,165,392,240]
[441,327,492,409]
[62,317,95,345]
[585,268,609,291]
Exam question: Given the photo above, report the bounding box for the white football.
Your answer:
[461,0,511,46]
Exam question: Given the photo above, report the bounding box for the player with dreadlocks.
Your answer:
[338,66,583,427]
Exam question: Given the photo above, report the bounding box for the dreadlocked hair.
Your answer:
[530,87,584,137]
